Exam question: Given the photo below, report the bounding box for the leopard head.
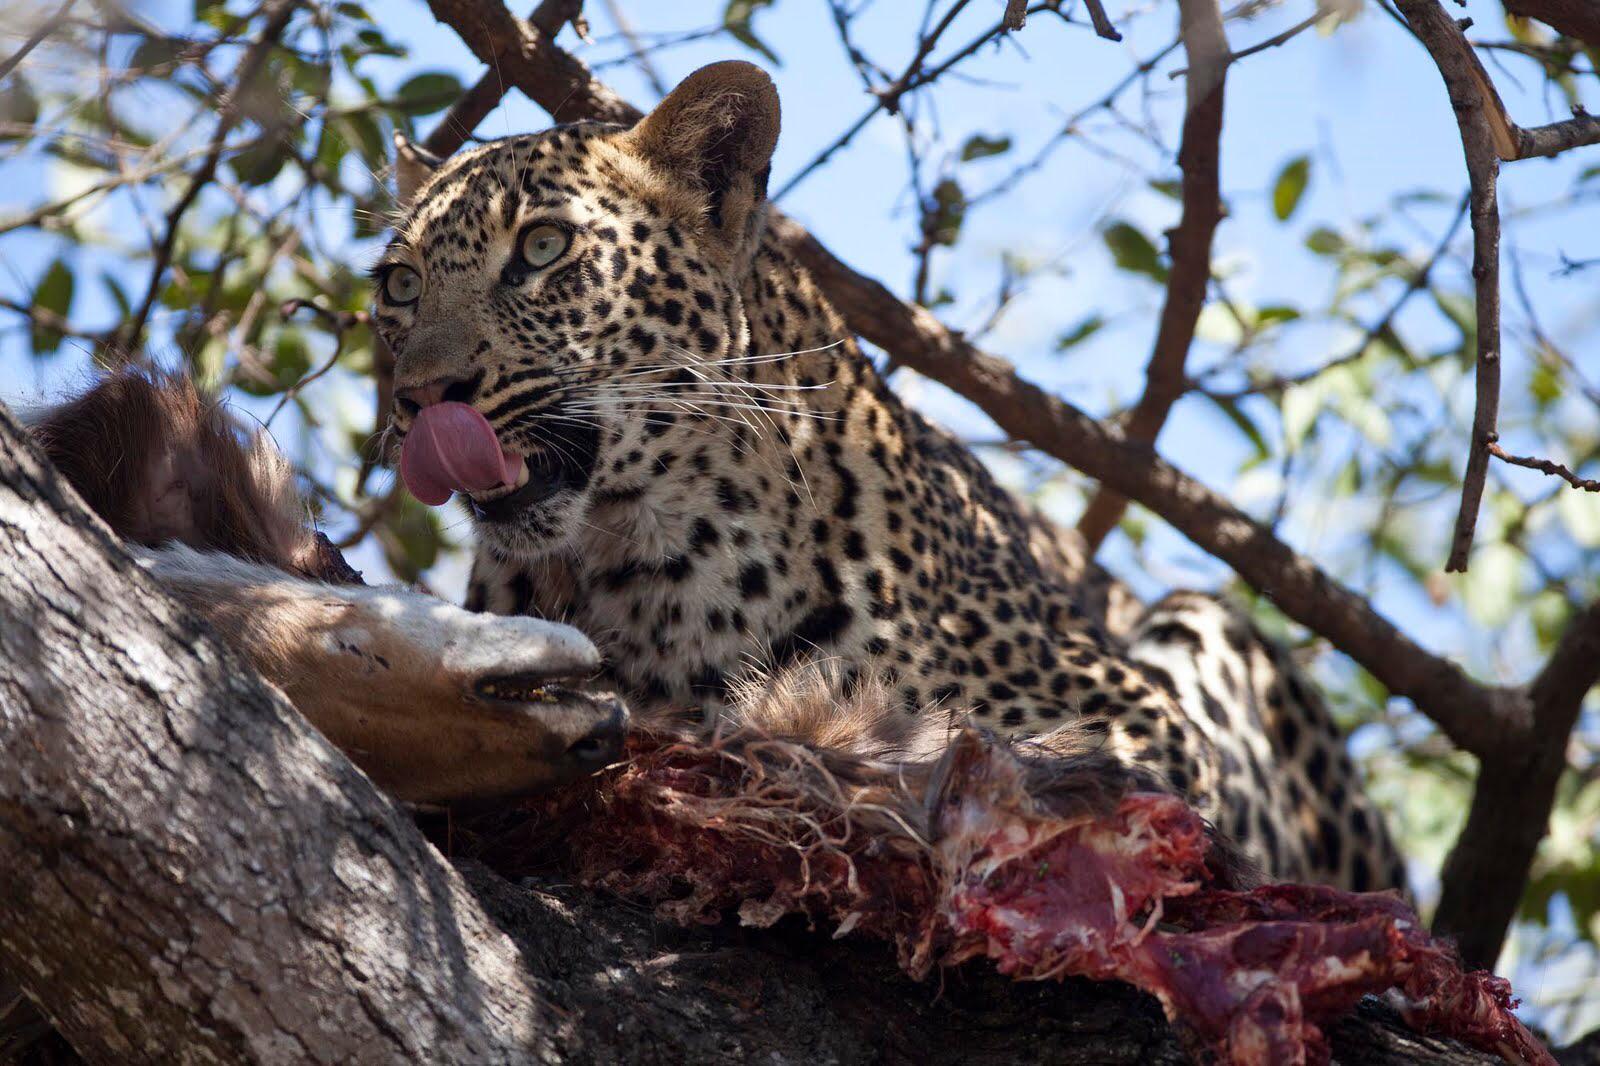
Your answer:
[373,61,780,559]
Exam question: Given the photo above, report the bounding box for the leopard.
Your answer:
[373,60,1404,893]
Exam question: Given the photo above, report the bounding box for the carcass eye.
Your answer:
[518,224,569,269]
[382,265,422,306]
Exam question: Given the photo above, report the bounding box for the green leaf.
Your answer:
[1055,313,1105,351]
[723,0,780,65]
[1557,485,1600,548]
[230,135,289,187]
[1148,178,1183,200]
[1305,227,1345,256]
[1102,221,1167,282]
[1529,359,1562,409]
[337,112,387,168]
[395,72,463,116]
[960,134,1012,161]
[354,28,405,59]
[1459,541,1523,628]
[386,494,446,581]
[1432,288,1476,340]
[1207,393,1270,461]
[1281,382,1322,450]
[927,178,966,247]
[0,77,39,141]
[288,56,333,98]
[130,35,186,72]
[1257,305,1301,326]
[30,258,74,357]
[1272,155,1311,221]
[101,273,132,320]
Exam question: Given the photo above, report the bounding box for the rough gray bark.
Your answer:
[0,397,1530,1064]
[0,408,556,1062]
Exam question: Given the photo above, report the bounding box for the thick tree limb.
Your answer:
[774,206,1526,757]
[0,394,1519,1065]
[421,0,588,158]
[1500,0,1600,49]
[423,0,635,127]
[1434,598,1600,969]
[1075,0,1228,551]
[0,406,559,1062]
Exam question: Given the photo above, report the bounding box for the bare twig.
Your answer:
[116,0,301,358]
[1170,8,1320,77]
[600,0,669,98]
[1081,0,1124,41]
[264,299,369,426]
[773,1,1074,201]
[1076,0,1228,551]
[1488,442,1600,492]
[1512,107,1600,159]
[1394,0,1600,571]
[1002,0,1030,31]
[0,0,76,81]
[1390,0,1506,573]
[1197,194,1469,402]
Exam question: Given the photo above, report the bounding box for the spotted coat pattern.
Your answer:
[373,66,1402,892]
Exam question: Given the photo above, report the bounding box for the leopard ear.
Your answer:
[393,131,443,210]
[621,61,780,261]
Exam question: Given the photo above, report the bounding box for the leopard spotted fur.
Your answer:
[374,62,1403,891]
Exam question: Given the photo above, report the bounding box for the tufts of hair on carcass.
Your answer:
[462,656,1259,936]
[28,369,361,585]
[459,659,1549,1066]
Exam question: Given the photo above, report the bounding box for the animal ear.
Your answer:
[393,131,443,210]
[621,61,780,256]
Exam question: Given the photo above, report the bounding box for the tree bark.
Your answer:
[0,398,1534,1063]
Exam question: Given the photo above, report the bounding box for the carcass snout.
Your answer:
[565,697,627,768]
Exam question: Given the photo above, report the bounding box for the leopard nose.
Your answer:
[395,373,478,414]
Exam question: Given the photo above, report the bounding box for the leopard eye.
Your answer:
[382,265,422,306]
[519,224,569,269]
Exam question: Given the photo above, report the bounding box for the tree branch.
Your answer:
[1390,0,1506,574]
[115,0,300,357]
[0,401,558,1063]
[1076,0,1227,551]
[1500,0,1600,49]
[422,0,636,128]
[1511,107,1600,159]
[1489,442,1600,492]
[0,393,1512,1066]
[1394,0,1600,571]
[420,0,1596,971]
[421,0,588,158]
[1434,597,1600,969]
[0,0,76,82]
[778,209,1524,759]
[421,0,1520,759]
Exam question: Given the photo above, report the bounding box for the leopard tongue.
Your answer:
[399,402,524,506]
